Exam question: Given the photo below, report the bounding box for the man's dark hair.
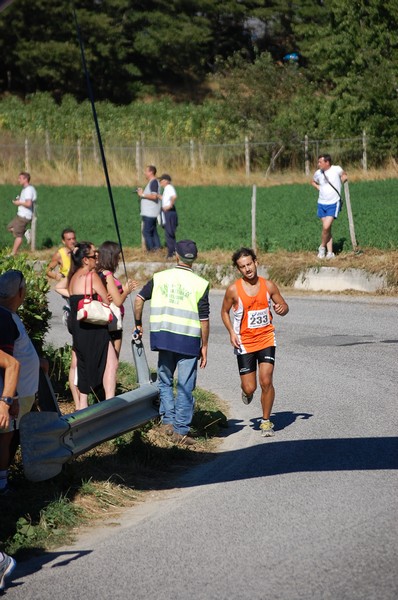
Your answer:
[61,228,75,240]
[147,165,157,175]
[318,154,332,165]
[232,247,257,267]
[19,171,31,182]
[97,241,121,273]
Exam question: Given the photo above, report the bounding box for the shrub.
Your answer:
[0,250,51,353]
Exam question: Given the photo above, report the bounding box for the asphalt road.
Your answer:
[7,291,398,599]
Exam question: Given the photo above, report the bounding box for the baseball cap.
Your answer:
[0,269,25,299]
[175,240,198,261]
[159,174,171,182]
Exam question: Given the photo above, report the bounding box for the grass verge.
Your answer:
[0,361,228,558]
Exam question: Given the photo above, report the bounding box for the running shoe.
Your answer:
[326,252,335,259]
[260,419,275,437]
[24,229,31,243]
[241,390,253,405]
[317,246,326,259]
[0,554,16,591]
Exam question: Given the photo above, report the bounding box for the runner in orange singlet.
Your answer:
[221,247,289,437]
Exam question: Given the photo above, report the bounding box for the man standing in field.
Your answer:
[312,154,347,259]
[7,172,37,256]
[134,240,209,445]
[157,173,178,259]
[221,247,289,437]
[137,165,161,252]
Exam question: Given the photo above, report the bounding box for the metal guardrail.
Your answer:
[19,339,159,482]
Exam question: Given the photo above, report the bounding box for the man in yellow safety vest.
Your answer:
[134,240,210,446]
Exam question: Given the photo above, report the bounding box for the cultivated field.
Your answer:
[0,180,397,253]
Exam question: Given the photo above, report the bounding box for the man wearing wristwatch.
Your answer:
[0,269,41,495]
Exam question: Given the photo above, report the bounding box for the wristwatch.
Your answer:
[0,396,17,406]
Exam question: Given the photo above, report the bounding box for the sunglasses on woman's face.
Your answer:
[86,250,98,259]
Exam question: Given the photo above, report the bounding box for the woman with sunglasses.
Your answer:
[58,241,117,410]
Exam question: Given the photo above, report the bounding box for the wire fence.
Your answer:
[0,131,369,182]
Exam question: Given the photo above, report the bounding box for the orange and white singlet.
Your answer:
[233,277,276,354]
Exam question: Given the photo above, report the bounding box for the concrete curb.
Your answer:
[36,260,388,293]
[293,267,387,293]
[120,262,387,293]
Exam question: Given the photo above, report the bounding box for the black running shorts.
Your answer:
[237,347,276,375]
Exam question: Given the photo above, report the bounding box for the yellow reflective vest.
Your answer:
[150,266,209,356]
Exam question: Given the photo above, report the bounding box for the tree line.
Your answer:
[0,0,397,160]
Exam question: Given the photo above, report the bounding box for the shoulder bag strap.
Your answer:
[84,271,93,299]
[322,170,341,199]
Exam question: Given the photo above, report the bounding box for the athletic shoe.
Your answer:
[260,419,275,437]
[317,246,326,259]
[326,252,335,259]
[241,390,253,405]
[24,229,31,243]
[0,554,16,591]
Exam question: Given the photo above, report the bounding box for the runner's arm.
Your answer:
[221,285,241,349]
[267,280,289,316]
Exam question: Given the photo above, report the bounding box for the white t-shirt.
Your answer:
[17,184,37,220]
[0,309,39,397]
[313,165,343,205]
[161,183,177,210]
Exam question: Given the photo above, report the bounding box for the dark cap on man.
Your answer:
[175,240,198,261]
[159,174,171,182]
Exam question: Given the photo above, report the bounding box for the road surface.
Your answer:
[7,291,398,599]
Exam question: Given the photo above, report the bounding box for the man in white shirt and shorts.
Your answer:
[312,154,347,259]
[7,171,37,256]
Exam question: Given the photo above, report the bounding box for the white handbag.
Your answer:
[109,302,123,331]
[77,272,113,326]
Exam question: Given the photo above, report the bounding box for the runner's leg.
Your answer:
[258,362,275,420]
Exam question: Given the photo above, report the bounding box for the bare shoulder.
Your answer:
[265,278,279,294]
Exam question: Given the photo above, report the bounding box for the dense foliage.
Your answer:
[0,1,397,158]
[0,251,51,352]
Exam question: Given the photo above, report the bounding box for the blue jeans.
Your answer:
[164,210,178,257]
[142,216,161,251]
[157,350,198,435]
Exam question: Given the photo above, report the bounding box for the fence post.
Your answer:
[304,134,310,176]
[198,142,204,166]
[362,130,367,171]
[135,141,141,181]
[31,204,37,252]
[77,139,83,182]
[140,132,145,174]
[251,184,257,253]
[343,181,358,251]
[93,131,99,165]
[245,136,250,177]
[24,138,30,172]
[45,130,51,162]
[190,139,196,170]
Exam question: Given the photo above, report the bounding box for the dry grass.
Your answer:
[34,246,398,293]
[1,157,398,187]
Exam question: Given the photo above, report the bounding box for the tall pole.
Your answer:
[344,181,358,251]
[251,184,257,253]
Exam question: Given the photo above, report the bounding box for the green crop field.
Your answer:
[0,180,397,253]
